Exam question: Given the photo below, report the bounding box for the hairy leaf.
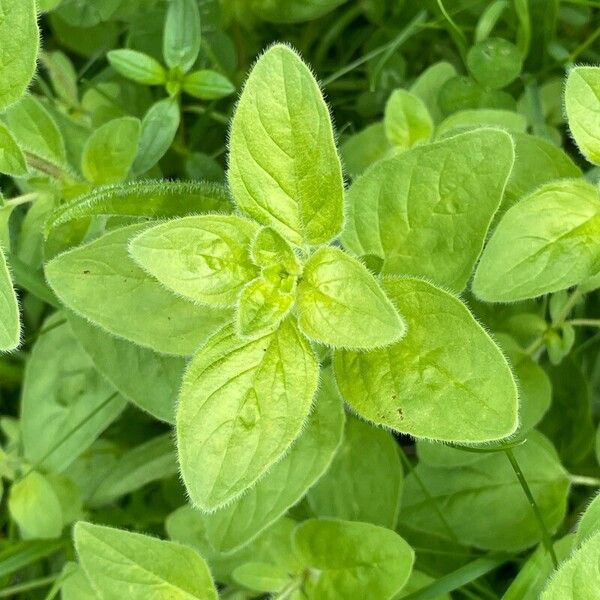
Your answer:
[0,244,20,352]
[0,122,27,177]
[384,89,433,149]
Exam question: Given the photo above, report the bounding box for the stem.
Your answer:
[0,573,60,598]
[4,193,39,208]
[523,79,550,141]
[273,578,302,600]
[569,319,600,329]
[524,336,544,357]
[183,105,229,124]
[323,10,428,85]
[398,446,459,543]
[504,448,558,569]
[314,4,362,64]
[554,288,582,325]
[569,474,600,487]
[24,152,71,181]
[436,0,468,56]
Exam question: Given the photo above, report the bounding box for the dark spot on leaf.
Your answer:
[83,270,90,274]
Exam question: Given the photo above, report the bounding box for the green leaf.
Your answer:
[0,539,66,579]
[384,89,433,149]
[436,109,527,138]
[410,61,457,123]
[177,319,318,510]
[334,277,518,442]
[0,0,39,110]
[20,314,126,472]
[293,519,414,600]
[473,179,600,302]
[297,246,405,350]
[201,371,344,553]
[565,66,600,165]
[467,38,523,90]
[107,49,167,85]
[86,434,178,507]
[8,472,63,539]
[577,492,600,546]
[45,180,231,235]
[129,215,259,307]
[340,123,392,178]
[228,44,344,246]
[41,50,78,106]
[163,0,202,73]
[60,563,98,600]
[132,98,180,175]
[3,94,66,167]
[541,533,600,599]
[251,226,301,272]
[81,117,141,184]
[0,122,27,177]
[342,129,515,291]
[183,69,236,100]
[233,562,291,593]
[67,313,184,423]
[249,0,349,23]
[74,522,218,600]
[308,414,402,528]
[45,224,229,356]
[0,245,20,352]
[401,432,569,551]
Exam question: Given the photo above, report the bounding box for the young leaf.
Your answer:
[401,432,569,551]
[129,215,259,307]
[297,246,405,350]
[251,227,301,273]
[163,0,202,73]
[177,319,318,510]
[342,129,515,291]
[107,49,167,85]
[384,89,433,149]
[473,179,600,302]
[81,117,141,184]
[201,371,344,553]
[308,414,403,528]
[41,50,78,106]
[467,38,523,89]
[293,519,414,600]
[0,245,20,352]
[132,98,180,175]
[8,472,63,539]
[74,522,218,600]
[410,61,457,123]
[68,313,184,423]
[436,108,527,138]
[228,44,344,246]
[183,69,236,100]
[45,223,229,356]
[565,66,600,165]
[340,123,392,178]
[20,314,126,472]
[541,533,600,599]
[0,122,27,177]
[334,277,519,442]
[0,0,39,110]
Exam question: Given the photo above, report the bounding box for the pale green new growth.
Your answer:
[342,128,515,291]
[107,49,167,85]
[130,215,259,307]
[334,277,519,442]
[163,0,202,73]
[0,244,20,351]
[45,224,229,356]
[81,117,141,184]
[384,89,433,149]
[74,522,218,599]
[473,179,600,302]
[251,227,301,274]
[297,246,405,349]
[293,519,414,599]
[183,70,236,100]
[228,44,344,246]
[176,319,318,510]
[0,0,39,110]
[565,66,600,166]
[0,122,27,177]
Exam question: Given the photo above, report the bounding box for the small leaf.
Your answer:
[45,224,229,356]
[132,98,180,175]
[130,215,259,307]
[251,226,301,272]
[81,117,140,184]
[229,44,344,245]
[297,246,405,350]
[0,0,39,110]
[0,245,20,352]
[107,49,167,85]
[293,519,414,600]
[467,38,523,89]
[183,69,236,100]
[384,89,433,149]
[410,61,457,123]
[473,179,600,302]
[565,66,600,165]
[334,277,519,442]
[342,129,515,291]
[8,472,63,539]
[163,0,202,73]
[177,319,318,510]
[436,108,527,137]
[0,122,27,177]
[74,522,218,600]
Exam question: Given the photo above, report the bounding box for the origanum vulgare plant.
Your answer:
[2,1,600,599]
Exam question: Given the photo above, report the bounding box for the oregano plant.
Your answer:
[1,2,600,599]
